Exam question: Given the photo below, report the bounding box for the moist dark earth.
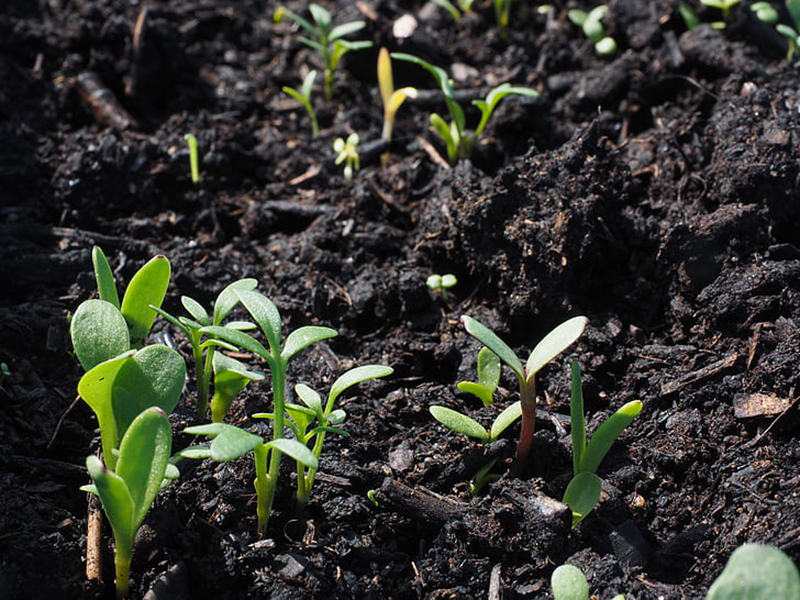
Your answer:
[2,0,799,598]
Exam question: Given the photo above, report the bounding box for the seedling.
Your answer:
[562,362,641,526]
[391,53,538,165]
[282,70,319,136]
[469,456,502,495]
[0,362,9,388]
[71,246,171,370]
[83,407,176,599]
[551,564,625,600]
[333,133,360,181]
[426,273,457,301]
[210,353,264,423]
[493,0,517,37]
[256,364,393,510]
[186,289,338,535]
[700,0,742,28]
[753,0,800,59]
[274,3,373,101]
[431,0,476,21]
[457,315,587,475]
[750,1,779,23]
[706,543,800,600]
[568,5,617,55]
[180,421,318,536]
[184,133,200,184]
[680,3,701,30]
[377,47,417,161]
[152,278,259,420]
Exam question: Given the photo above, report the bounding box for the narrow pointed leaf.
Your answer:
[282,325,338,361]
[378,48,393,107]
[235,290,282,352]
[200,325,271,362]
[213,278,258,325]
[71,299,131,371]
[457,381,495,406]
[151,306,191,337]
[461,316,524,380]
[295,383,324,415]
[308,3,331,30]
[489,401,522,441]
[430,405,489,440]
[328,365,393,411]
[181,296,210,326]
[86,454,135,549]
[329,20,367,42]
[115,407,172,528]
[121,255,171,347]
[581,401,642,474]
[184,422,263,462]
[570,361,586,476]
[300,70,317,99]
[525,316,587,381]
[563,471,602,527]
[477,347,501,392]
[92,246,120,308]
[266,438,319,469]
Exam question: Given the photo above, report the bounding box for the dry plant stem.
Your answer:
[86,493,103,582]
[513,377,536,476]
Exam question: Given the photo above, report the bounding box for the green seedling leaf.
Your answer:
[569,362,586,475]
[92,246,120,308]
[286,402,317,434]
[295,383,324,416]
[111,344,186,438]
[470,457,501,495]
[473,83,539,138]
[551,564,590,600]
[568,9,588,26]
[789,0,800,31]
[525,316,587,382]
[235,290,282,352]
[308,3,331,31]
[213,278,258,325]
[327,365,393,413]
[121,255,171,347]
[210,353,264,422]
[489,400,522,441]
[707,543,800,600]
[274,6,316,38]
[391,53,465,132]
[477,347,501,393]
[327,408,347,425]
[563,471,603,527]
[430,405,489,440]
[282,325,338,361]
[457,381,495,406]
[329,20,367,42]
[200,325,271,362]
[184,422,263,462]
[71,299,131,371]
[181,296,209,326]
[461,316,524,380]
[580,400,642,475]
[267,438,319,469]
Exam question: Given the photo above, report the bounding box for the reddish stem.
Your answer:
[512,377,536,477]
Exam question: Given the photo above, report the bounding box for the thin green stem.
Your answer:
[114,542,132,599]
[512,376,536,476]
[254,443,270,537]
[257,356,286,537]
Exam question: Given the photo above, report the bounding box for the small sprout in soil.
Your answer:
[700,0,742,28]
[210,353,264,423]
[366,488,382,508]
[457,346,501,407]
[274,3,373,102]
[431,0,476,21]
[751,1,779,23]
[493,0,516,37]
[186,289,337,536]
[563,362,641,526]
[551,563,625,600]
[0,362,9,388]
[568,6,617,56]
[680,3,701,30]
[184,133,200,184]
[282,70,319,136]
[470,456,502,495]
[180,421,318,537]
[458,315,587,475]
[334,133,360,181]
[706,543,800,600]
[754,0,800,59]
[391,53,538,165]
[429,399,522,444]
[255,364,393,511]
[377,47,417,162]
[426,273,457,301]
[152,278,259,420]
[71,246,171,370]
[82,407,176,600]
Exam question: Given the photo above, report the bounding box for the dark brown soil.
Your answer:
[1,0,799,598]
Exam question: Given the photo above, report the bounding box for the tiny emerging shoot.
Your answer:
[282,70,319,136]
[0,362,9,388]
[551,564,626,600]
[377,47,417,162]
[184,133,200,184]
[680,3,701,30]
[152,278,259,420]
[426,273,457,301]
[334,133,360,181]
[391,53,538,165]
[753,0,800,59]
[82,407,175,600]
[700,0,742,28]
[459,315,587,475]
[493,0,517,37]
[563,362,641,526]
[274,3,373,102]
[255,364,393,511]
[568,6,617,56]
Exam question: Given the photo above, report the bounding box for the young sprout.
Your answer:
[391,53,538,165]
[184,133,200,184]
[469,457,502,495]
[334,133,360,181]
[700,0,742,28]
[274,3,373,101]
[152,278,259,420]
[562,362,641,526]
[187,289,338,536]
[431,0,476,21]
[426,273,457,300]
[0,362,10,388]
[680,3,701,30]
[282,70,319,136]
[750,1,779,23]
[458,315,587,475]
[493,0,516,37]
[82,407,177,599]
[377,47,417,162]
[568,5,617,55]
[759,0,800,59]
[256,364,393,511]
[551,564,626,600]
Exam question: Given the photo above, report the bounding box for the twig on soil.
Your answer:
[660,353,738,396]
[86,493,103,583]
[47,394,80,450]
[75,72,137,131]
